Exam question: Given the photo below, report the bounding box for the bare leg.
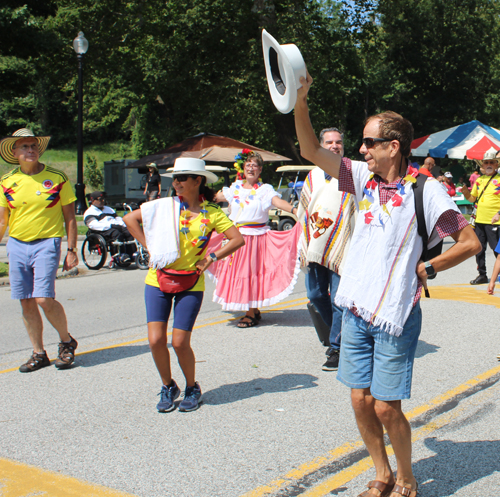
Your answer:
[20,299,45,353]
[148,321,172,385]
[351,389,394,494]
[171,328,195,387]
[375,400,417,494]
[35,298,70,342]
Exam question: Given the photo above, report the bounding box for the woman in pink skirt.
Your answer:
[212,150,301,327]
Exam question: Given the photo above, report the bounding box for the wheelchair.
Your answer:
[81,229,149,271]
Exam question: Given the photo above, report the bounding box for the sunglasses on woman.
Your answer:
[173,174,199,182]
[362,137,392,148]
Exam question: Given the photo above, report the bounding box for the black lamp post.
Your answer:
[73,31,89,214]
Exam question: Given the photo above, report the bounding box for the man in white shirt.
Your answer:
[84,191,136,261]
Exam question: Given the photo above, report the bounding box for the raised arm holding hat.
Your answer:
[0,128,79,372]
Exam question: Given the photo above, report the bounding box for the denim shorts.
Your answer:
[337,302,422,400]
[144,284,203,331]
[7,237,61,300]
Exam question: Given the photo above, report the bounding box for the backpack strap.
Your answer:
[412,173,430,261]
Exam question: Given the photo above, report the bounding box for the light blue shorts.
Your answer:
[337,302,422,400]
[7,237,62,300]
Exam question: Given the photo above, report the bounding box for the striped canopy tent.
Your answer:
[411,120,500,160]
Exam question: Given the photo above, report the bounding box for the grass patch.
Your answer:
[0,141,134,185]
[0,262,8,278]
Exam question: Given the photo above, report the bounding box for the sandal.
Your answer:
[255,310,262,321]
[237,316,259,328]
[390,483,418,497]
[358,480,395,497]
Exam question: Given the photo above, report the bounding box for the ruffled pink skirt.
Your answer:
[207,224,301,311]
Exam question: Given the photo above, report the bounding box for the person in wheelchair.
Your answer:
[84,191,136,263]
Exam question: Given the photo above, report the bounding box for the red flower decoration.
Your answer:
[364,212,374,224]
[408,166,419,177]
[392,194,403,207]
[366,179,377,190]
[242,148,252,154]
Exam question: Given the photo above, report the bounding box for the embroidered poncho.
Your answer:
[335,161,460,336]
[297,167,356,275]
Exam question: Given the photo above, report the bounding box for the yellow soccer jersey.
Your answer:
[145,202,234,292]
[471,174,500,225]
[0,165,77,242]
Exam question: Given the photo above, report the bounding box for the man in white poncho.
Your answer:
[294,71,480,497]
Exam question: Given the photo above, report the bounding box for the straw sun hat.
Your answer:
[0,128,51,165]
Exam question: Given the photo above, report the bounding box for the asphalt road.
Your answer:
[1,238,499,497]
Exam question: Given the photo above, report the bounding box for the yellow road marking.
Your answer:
[297,384,499,497]
[0,457,138,497]
[240,364,500,497]
[0,298,309,376]
[427,284,500,308]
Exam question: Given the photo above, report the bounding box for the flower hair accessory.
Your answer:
[233,148,255,180]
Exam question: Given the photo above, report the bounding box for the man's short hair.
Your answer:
[319,127,344,145]
[366,112,414,157]
[89,191,106,201]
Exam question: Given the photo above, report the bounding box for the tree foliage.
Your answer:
[1,0,500,164]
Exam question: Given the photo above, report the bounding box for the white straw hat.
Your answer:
[163,158,218,183]
[262,29,306,114]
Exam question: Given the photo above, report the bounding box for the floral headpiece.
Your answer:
[233,148,255,181]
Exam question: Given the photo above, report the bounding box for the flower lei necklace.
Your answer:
[179,195,210,247]
[233,181,262,209]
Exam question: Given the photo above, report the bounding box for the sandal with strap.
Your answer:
[358,480,395,497]
[237,316,259,328]
[390,483,418,497]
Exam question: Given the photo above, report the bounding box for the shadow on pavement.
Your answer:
[251,309,316,329]
[76,343,151,367]
[203,373,318,405]
[415,339,440,359]
[415,435,500,496]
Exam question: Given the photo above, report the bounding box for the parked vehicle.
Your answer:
[268,165,314,231]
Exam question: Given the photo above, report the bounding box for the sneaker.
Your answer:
[54,335,78,369]
[179,382,202,412]
[322,349,340,371]
[156,380,180,412]
[19,351,51,373]
[470,275,488,285]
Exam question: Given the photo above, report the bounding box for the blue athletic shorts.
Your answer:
[337,302,422,401]
[144,284,203,331]
[7,237,62,300]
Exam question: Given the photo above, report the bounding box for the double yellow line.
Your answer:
[240,363,500,497]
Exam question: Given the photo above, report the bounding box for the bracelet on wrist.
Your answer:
[67,248,76,253]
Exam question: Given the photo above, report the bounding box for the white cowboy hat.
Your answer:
[0,128,51,165]
[262,29,306,114]
[162,158,218,183]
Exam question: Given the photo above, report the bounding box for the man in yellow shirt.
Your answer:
[0,128,79,372]
[462,150,500,284]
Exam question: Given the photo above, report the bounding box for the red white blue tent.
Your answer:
[411,120,500,160]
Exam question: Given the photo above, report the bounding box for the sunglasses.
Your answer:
[362,137,392,148]
[173,174,199,182]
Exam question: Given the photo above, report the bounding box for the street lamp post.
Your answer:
[73,31,89,214]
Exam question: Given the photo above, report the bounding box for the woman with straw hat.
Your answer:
[125,158,244,413]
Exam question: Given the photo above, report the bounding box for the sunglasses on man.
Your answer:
[362,137,392,148]
[173,174,200,182]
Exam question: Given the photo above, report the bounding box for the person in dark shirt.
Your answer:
[143,163,162,201]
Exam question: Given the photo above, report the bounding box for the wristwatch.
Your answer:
[67,248,76,253]
[208,253,217,263]
[425,261,436,280]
